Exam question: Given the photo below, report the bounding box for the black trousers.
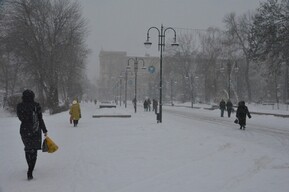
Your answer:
[25,149,37,173]
[73,120,79,126]
[227,110,232,117]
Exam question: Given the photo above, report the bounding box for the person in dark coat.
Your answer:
[153,99,158,114]
[236,101,251,130]
[132,98,136,112]
[143,100,148,111]
[226,99,233,118]
[147,98,151,111]
[17,89,48,180]
[219,99,226,117]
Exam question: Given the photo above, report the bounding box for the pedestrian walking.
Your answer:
[153,99,158,114]
[147,98,151,111]
[132,98,136,112]
[17,89,48,180]
[69,99,81,127]
[143,100,148,111]
[236,101,251,130]
[226,99,233,118]
[219,99,226,117]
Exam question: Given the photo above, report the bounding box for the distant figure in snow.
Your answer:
[147,98,151,111]
[226,99,233,118]
[153,99,158,114]
[17,89,48,180]
[219,99,226,117]
[236,101,251,130]
[132,98,136,112]
[143,99,148,111]
[69,99,81,127]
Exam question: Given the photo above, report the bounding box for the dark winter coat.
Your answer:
[236,101,251,126]
[226,100,233,112]
[219,100,226,110]
[153,99,158,108]
[17,90,47,152]
[143,100,148,108]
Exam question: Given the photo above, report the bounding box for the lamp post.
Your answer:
[220,61,239,100]
[184,73,195,108]
[124,69,128,108]
[144,24,178,123]
[118,77,123,106]
[127,57,146,113]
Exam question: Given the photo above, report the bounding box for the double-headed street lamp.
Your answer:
[124,69,128,108]
[118,76,123,106]
[127,57,146,113]
[144,24,178,123]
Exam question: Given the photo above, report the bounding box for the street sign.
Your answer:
[128,79,133,85]
[148,66,155,74]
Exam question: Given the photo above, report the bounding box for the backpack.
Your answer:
[32,106,40,133]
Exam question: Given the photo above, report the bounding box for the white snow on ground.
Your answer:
[0,102,289,192]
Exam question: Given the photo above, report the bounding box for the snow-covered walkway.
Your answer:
[0,103,289,192]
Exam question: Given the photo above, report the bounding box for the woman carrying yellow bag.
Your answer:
[17,89,48,180]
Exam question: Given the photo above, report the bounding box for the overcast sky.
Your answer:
[80,0,266,81]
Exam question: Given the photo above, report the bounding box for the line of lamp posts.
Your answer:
[116,26,240,124]
[116,57,145,111]
[116,48,238,125]
[115,25,178,123]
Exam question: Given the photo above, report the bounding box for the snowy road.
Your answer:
[164,106,289,136]
[1,103,289,192]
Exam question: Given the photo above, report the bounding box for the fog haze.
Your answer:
[80,0,265,81]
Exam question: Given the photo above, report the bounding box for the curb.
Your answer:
[92,115,131,118]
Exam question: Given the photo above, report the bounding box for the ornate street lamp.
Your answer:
[118,76,123,106]
[144,24,178,123]
[127,57,146,113]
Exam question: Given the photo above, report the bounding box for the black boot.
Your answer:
[25,150,37,180]
[27,159,36,180]
[27,170,33,180]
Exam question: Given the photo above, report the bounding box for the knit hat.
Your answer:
[22,89,35,102]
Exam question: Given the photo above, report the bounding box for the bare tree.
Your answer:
[0,7,24,107]
[199,27,223,103]
[223,12,256,102]
[250,0,289,106]
[172,32,199,107]
[1,0,88,111]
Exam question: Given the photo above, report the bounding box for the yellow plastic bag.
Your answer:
[45,136,59,153]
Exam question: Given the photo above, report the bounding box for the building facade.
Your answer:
[97,51,160,102]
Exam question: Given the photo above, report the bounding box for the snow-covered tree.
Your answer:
[250,0,289,105]
[0,0,88,111]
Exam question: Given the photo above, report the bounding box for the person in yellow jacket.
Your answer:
[69,100,81,127]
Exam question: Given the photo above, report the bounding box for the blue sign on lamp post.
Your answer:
[148,66,155,74]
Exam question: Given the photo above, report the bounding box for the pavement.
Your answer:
[163,104,289,118]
